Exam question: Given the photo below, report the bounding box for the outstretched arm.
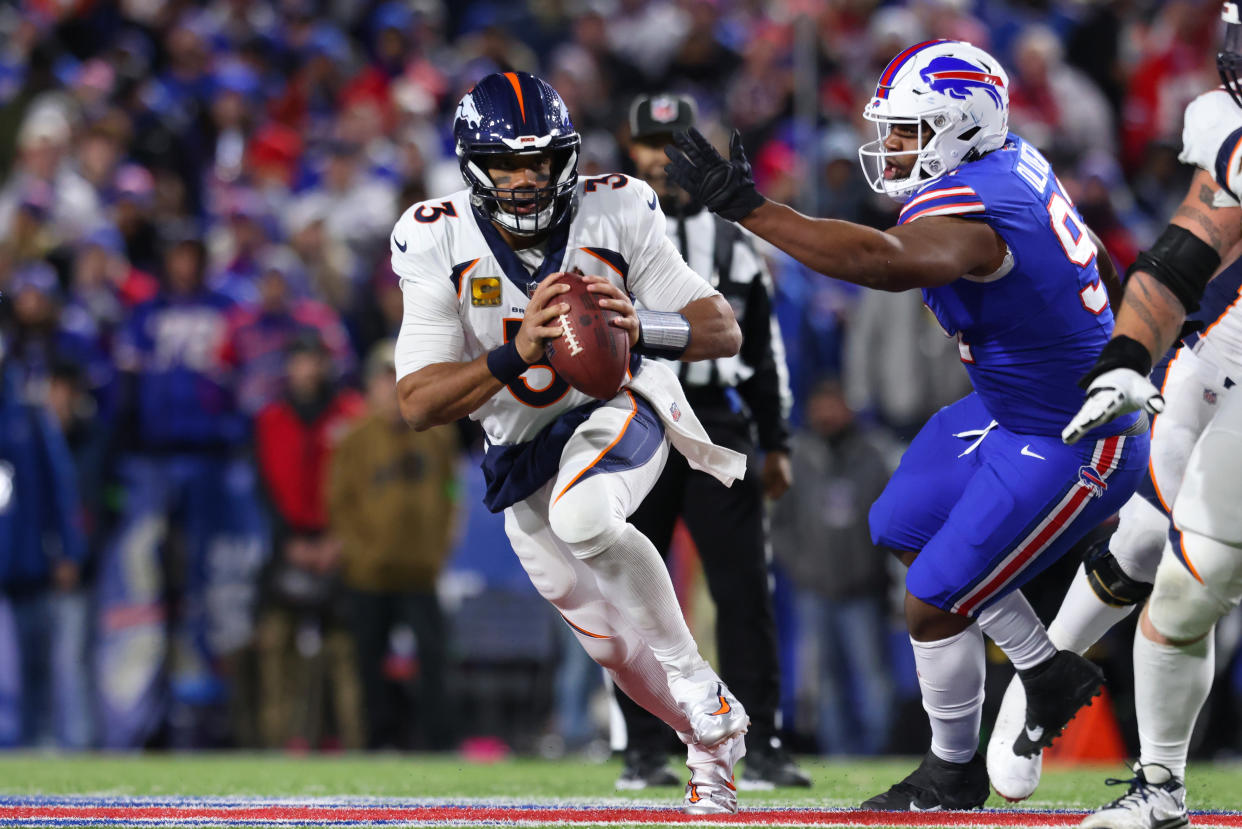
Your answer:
[741,202,1003,291]
[665,128,1003,291]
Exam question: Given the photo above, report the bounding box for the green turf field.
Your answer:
[0,753,1239,811]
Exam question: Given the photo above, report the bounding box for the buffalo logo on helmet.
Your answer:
[1077,466,1108,498]
[920,56,1005,108]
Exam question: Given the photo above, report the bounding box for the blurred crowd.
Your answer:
[2,0,1241,756]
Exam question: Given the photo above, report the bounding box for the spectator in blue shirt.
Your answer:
[0,335,89,747]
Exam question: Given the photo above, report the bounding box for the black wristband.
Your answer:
[486,340,528,385]
[1078,335,1153,389]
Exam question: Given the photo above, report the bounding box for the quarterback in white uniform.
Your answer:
[1060,5,1242,826]
[393,71,749,814]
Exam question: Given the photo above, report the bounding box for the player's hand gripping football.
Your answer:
[1061,368,1164,445]
[664,128,765,222]
[582,275,640,348]
[515,274,571,363]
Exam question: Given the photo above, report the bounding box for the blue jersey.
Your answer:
[117,290,246,449]
[898,134,1137,438]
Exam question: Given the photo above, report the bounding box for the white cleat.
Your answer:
[669,674,749,749]
[1080,763,1188,829]
[987,674,1042,802]
[683,733,746,815]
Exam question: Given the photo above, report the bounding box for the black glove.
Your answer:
[664,128,765,222]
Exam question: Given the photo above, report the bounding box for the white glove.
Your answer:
[1062,368,1164,445]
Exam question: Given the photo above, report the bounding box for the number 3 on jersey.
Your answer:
[503,319,571,407]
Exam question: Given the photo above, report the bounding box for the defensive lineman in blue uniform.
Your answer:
[666,39,1150,809]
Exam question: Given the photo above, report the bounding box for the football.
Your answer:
[543,272,630,400]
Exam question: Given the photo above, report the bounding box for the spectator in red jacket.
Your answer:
[252,329,365,751]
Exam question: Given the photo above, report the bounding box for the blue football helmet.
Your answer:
[453,72,581,236]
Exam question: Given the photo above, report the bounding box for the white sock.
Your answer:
[1135,624,1214,780]
[610,647,693,737]
[977,591,1057,670]
[912,625,985,763]
[1047,564,1136,654]
[585,524,706,680]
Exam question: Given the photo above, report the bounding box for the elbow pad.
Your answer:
[1126,225,1221,313]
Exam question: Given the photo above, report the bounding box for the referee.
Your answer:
[615,94,810,790]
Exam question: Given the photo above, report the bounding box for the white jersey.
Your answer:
[392,175,718,447]
[1179,89,1242,374]
[1179,88,1242,207]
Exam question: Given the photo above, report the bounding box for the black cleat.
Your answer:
[615,749,680,790]
[860,751,988,811]
[739,740,812,790]
[1012,650,1104,757]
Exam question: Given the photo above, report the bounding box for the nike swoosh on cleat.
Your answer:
[1020,445,1046,460]
[688,784,701,803]
[910,803,943,812]
[394,237,408,252]
[1025,725,1044,742]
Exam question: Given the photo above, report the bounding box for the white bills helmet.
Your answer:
[859,40,1010,201]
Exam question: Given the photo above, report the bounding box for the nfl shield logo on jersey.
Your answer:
[1078,466,1108,498]
[1204,388,1218,405]
[670,401,682,422]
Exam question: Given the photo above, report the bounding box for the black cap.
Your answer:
[629,93,697,140]
[286,327,327,357]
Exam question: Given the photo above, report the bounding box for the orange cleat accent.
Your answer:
[709,694,731,716]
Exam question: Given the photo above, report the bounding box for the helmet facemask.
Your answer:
[858,114,954,200]
[462,145,579,236]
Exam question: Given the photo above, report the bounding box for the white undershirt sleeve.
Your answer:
[394,276,463,380]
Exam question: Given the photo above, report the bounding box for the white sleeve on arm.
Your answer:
[623,179,718,312]
[1179,89,1242,207]
[391,218,463,380]
[394,276,463,380]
